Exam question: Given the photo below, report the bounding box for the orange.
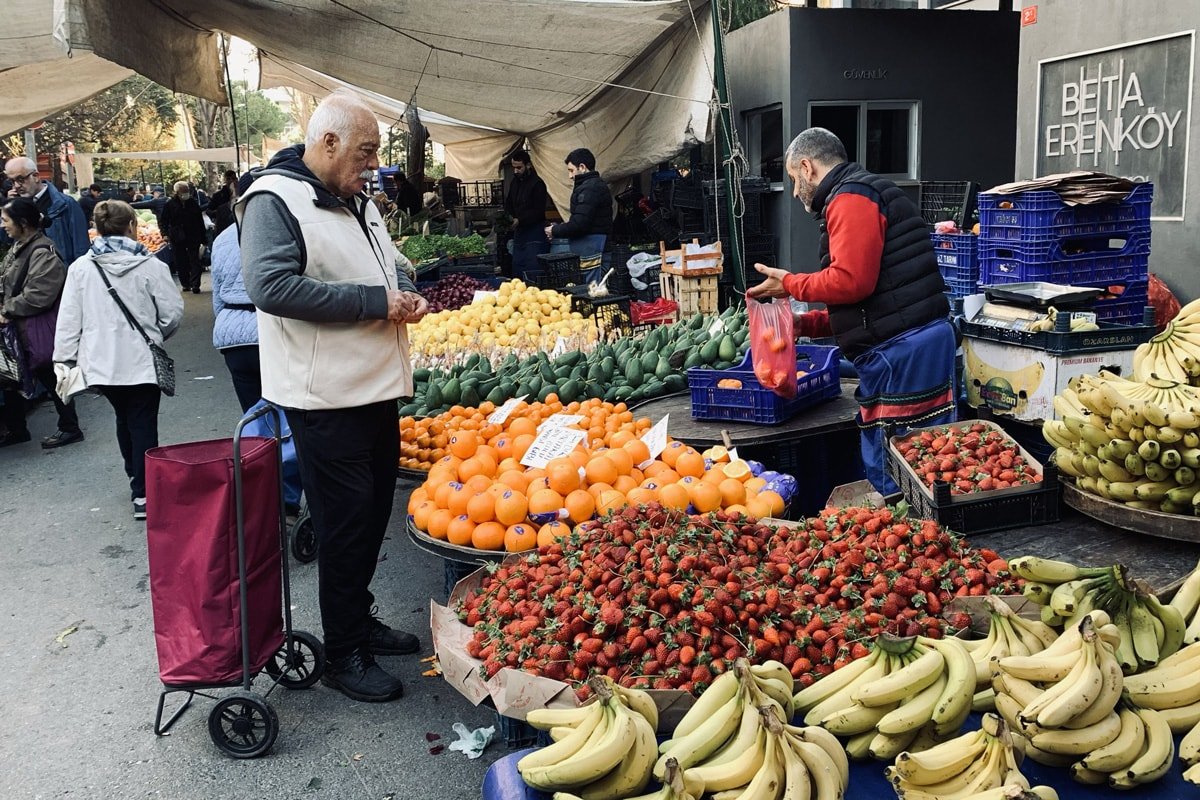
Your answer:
[654,469,681,486]
[675,449,706,479]
[702,445,730,463]
[661,440,687,467]
[497,457,521,474]
[433,481,456,510]
[745,476,768,493]
[447,483,474,516]
[679,475,699,490]
[411,500,437,531]
[527,475,551,494]
[448,430,479,460]
[643,461,670,478]
[622,438,651,467]
[625,486,657,507]
[446,514,475,546]
[466,491,496,524]
[613,475,638,495]
[701,466,727,484]
[426,508,453,540]
[498,469,529,494]
[465,474,493,494]
[472,449,498,477]
[511,434,536,462]
[537,520,571,547]
[504,523,538,552]
[528,488,565,516]
[507,417,537,438]
[568,449,589,469]
[547,458,582,495]
[759,490,786,517]
[603,447,634,476]
[407,487,429,513]
[690,482,723,514]
[719,478,747,507]
[564,489,596,524]
[584,455,619,487]
[486,482,511,500]
[659,483,690,511]
[724,460,753,482]
[609,430,636,449]
[639,477,661,491]
[457,457,485,483]
[492,437,514,460]
[724,504,749,518]
[495,489,529,526]
[471,521,507,551]
[746,497,773,520]
[595,489,626,516]
[587,482,613,501]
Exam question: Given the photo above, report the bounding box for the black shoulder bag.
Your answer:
[93,261,175,396]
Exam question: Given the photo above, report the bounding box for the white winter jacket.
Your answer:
[54,247,184,387]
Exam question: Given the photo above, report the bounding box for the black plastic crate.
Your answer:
[533,252,583,290]
[446,254,498,277]
[608,243,658,297]
[569,293,634,339]
[920,180,979,229]
[443,559,479,601]
[960,315,1155,355]
[643,208,680,245]
[495,711,551,749]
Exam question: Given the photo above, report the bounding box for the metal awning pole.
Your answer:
[710,1,745,294]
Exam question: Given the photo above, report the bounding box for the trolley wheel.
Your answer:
[207,692,279,759]
[290,514,317,563]
[265,629,325,689]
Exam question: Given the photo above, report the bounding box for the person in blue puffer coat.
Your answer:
[210,221,260,412]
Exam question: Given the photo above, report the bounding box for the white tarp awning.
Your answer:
[73,148,239,188]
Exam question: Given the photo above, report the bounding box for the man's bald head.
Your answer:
[4,157,41,198]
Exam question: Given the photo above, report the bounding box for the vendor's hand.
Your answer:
[403,293,429,324]
[386,289,416,323]
[746,262,790,299]
[543,225,554,240]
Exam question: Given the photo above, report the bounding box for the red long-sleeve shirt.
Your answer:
[782,191,888,338]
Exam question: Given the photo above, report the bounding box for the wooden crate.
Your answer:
[659,273,718,317]
[660,239,724,276]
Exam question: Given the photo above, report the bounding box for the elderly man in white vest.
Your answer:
[237,90,428,703]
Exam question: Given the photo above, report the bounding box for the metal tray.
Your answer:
[984,282,1105,310]
[406,516,530,564]
[1062,482,1200,545]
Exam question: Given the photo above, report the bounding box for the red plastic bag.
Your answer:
[1150,273,1181,332]
[746,296,796,398]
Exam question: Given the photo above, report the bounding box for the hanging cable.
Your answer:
[221,33,242,173]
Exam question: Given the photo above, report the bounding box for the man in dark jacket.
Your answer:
[504,149,549,281]
[160,181,207,293]
[78,184,103,225]
[544,148,612,266]
[393,170,423,217]
[3,157,90,264]
[205,170,239,235]
[748,128,954,496]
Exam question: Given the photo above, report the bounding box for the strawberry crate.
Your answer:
[978,183,1153,242]
[688,344,841,425]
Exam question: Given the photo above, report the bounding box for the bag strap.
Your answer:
[93,260,153,346]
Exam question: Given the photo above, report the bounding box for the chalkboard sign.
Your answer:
[1037,32,1194,218]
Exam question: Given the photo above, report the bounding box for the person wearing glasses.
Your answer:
[3,158,90,266]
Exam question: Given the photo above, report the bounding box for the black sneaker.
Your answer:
[321,648,404,702]
[133,498,147,520]
[42,429,84,449]
[368,616,420,656]
[0,430,32,448]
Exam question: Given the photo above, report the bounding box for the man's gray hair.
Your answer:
[173,181,189,194]
[4,156,36,176]
[305,89,374,147]
[784,128,848,169]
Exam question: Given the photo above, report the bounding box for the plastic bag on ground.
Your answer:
[746,296,797,398]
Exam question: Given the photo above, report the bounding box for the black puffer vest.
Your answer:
[811,163,948,359]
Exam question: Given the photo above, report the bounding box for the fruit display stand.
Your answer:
[1062,481,1200,544]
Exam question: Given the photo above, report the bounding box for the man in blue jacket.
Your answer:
[3,158,90,265]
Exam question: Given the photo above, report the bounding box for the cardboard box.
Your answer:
[963,336,1136,422]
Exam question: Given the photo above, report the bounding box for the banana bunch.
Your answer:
[1026,305,1099,333]
[520,678,658,798]
[791,632,974,761]
[573,758,703,800]
[962,596,1058,710]
[886,713,1057,800]
[1045,371,1200,514]
[1168,555,1200,644]
[1182,689,1200,786]
[1132,296,1200,383]
[1009,556,1185,671]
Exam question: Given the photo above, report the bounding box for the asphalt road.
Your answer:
[0,276,503,800]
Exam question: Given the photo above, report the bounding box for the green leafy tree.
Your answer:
[229,81,289,157]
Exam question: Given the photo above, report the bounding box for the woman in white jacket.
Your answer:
[55,200,184,520]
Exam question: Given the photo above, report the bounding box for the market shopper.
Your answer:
[238,89,428,703]
[131,189,168,230]
[0,198,82,449]
[747,127,954,495]
[79,184,103,226]
[505,149,550,281]
[210,220,260,412]
[54,200,183,519]
[206,170,240,236]
[160,181,206,294]
[543,148,613,268]
[3,157,90,264]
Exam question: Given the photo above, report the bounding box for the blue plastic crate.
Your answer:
[688,344,841,425]
[930,232,979,298]
[978,183,1153,242]
[978,232,1149,286]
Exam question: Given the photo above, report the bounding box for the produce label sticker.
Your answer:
[640,414,670,467]
[538,413,585,432]
[487,395,528,425]
[471,290,499,304]
[521,426,587,468]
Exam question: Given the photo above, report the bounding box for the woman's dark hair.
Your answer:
[1,197,47,232]
[564,148,596,171]
[93,199,138,237]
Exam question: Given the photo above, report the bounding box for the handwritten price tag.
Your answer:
[538,413,585,433]
[486,395,528,425]
[520,426,587,469]
[639,414,670,468]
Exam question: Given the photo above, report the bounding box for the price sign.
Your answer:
[520,426,587,469]
[728,447,741,463]
[471,290,499,304]
[486,395,528,425]
[639,414,670,468]
[538,413,585,432]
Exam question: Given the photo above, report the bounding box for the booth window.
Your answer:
[809,101,920,181]
[744,105,784,185]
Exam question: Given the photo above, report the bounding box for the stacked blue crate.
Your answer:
[930,232,979,300]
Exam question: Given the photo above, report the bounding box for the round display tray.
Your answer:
[627,390,688,413]
[397,465,428,484]
[1062,481,1200,544]
[405,516,529,564]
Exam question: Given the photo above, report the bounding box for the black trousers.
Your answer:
[286,400,399,660]
[221,345,262,413]
[172,242,202,290]
[2,363,80,435]
[97,384,161,499]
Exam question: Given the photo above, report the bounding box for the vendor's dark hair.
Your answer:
[565,148,596,171]
[511,148,533,166]
[2,197,47,231]
[93,200,138,237]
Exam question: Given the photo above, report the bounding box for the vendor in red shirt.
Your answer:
[749,128,956,495]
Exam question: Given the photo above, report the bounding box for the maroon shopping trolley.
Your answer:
[146,405,324,758]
